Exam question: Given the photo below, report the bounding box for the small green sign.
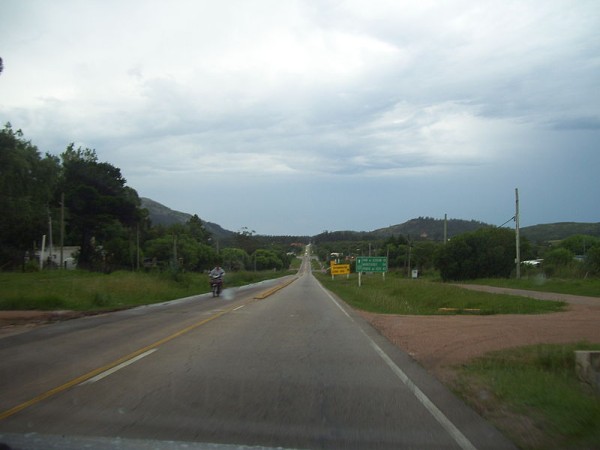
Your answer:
[356,256,388,273]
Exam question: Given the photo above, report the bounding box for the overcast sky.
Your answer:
[1,0,599,236]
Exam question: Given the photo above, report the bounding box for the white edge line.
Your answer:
[367,338,477,450]
[79,349,158,385]
[317,282,351,319]
[233,305,245,311]
[317,281,477,450]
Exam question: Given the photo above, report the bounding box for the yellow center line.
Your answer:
[254,276,298,299]
[0,302,242,421]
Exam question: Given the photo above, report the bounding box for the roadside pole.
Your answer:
[40,235,46,269]
[515,188,521,279]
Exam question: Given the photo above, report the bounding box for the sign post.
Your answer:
[356,256,388,287]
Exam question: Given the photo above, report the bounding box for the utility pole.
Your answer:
[40,235,46,269]
[173,234,178,269]
[406,235,412,278]
[515,188,521,279]
[443,213,448,244]
[48,210,53,269]
[136,223,140,271]
[60,193,65,269]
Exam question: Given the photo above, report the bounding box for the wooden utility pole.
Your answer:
[60,193,65,269]
[48,210,53,268]
[173,234,178,267]
[40,235,46,269]
[443,213,448,244]
[136,224,140,271]
[515,188,521,279]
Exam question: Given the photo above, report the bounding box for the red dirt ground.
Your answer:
[357,285,600,383]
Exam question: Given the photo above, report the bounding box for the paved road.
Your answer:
[0,257,515,449]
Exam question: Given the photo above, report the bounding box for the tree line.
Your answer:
[0,124,298,273]
[3,123,598,279]
[315,226,600,281]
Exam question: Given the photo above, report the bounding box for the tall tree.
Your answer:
[59,144,141,270]
[0,124,59,268]
[187,214,211,243]
[233,227,259,255]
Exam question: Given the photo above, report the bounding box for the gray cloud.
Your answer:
[1,0,599,234]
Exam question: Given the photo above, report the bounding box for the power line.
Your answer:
[498,216,515,228]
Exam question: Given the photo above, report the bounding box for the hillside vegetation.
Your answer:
[315,217,600,244]
[521,222,600,242]
[141,197,234,240]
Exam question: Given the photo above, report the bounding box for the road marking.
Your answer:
[254,277,298,299]
[79,349,157,385]
[233,305,245,311]
[317,280,477,450]
[316,281,351,319]
[367,338,477,450]
[0,303,244,421]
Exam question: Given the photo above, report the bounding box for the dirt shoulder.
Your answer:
[0,310,105,338]
[358,285,600,383]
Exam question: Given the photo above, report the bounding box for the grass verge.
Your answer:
[0,269,291,311]
[451,343,600,449]
[316,272,566,315]
[464,277,600,298]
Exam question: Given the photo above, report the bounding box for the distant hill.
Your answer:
[372,218,600,243]
[141,198,192,225]
[140,198,234,240]
[521,222,600,242]
[371,217,491,241]
[140,198,599,243]
[315,218,600,243]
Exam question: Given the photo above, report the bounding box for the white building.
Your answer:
[34,246,79,269]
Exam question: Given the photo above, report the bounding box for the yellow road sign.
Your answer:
[331,264,350,275]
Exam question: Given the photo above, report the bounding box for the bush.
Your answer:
[544,248,574,266]
[585,246,600,275]
[543,248,578,277]
[252,249,283,271]
[434,227,515,281]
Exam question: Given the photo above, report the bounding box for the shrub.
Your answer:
[585,246,600,275]
[434,227,515,281]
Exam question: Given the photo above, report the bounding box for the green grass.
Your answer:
[316,272,566,315]
[289,257,303,271]
[0,269,291,311]
[452,343,600,449]
[311,258,324,271]
[464,276,600,298]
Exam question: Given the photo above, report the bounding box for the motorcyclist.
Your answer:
[209,264,225,296]
[209,264,225,279]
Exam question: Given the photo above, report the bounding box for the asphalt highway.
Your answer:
[0,256,516,449]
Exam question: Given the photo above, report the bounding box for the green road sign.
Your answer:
[356,256,388,273]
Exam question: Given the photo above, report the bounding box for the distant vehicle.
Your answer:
[522,259,543,267]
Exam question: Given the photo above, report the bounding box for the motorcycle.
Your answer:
[209,273,223,297]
